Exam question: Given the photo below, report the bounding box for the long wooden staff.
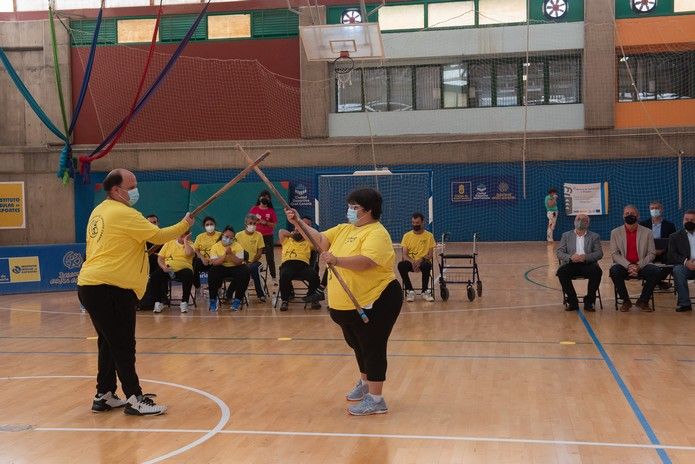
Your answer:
[147,150,270,255]
[236,146,369,323]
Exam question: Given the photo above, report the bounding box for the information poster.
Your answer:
[563,182,608,215]
[0,181,26,229]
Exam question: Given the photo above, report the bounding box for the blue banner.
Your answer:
[0,243,85,294]
[451,176,517,204]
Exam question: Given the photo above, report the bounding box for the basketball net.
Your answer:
[333,50,355,89]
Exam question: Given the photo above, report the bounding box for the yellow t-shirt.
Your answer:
[323,222,396,310]
[401,230,436,261]
[78,199,189,299]
[194,231,221,259]
[235,231,265,262]
[209,241,245,268]
[158,239,194,272]
[280,236,312,265]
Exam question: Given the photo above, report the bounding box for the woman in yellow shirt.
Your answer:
[207,226,250,312]
[285,188,403,416]
[149,231,195,313]
[192,216,221,289]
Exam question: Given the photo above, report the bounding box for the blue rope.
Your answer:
[86,1,210,158]
[0,48,67,143]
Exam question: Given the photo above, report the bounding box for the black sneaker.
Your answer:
[280,301,289,311]
[92,391,126,413]
[302,290,324,303]
[676,305,693,312]
[310,302,322,310]
[584,303,595,312]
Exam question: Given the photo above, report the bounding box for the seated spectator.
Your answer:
[668,209,695,312]
[235,214,267,302]
[609,205,660,312]
[397,212,435,302]
[150,231,195,314]
[192,216,221,289]
[278,217,322,311]
[640,200,677,289]
[555,214,603,312]
[207,226,250,312]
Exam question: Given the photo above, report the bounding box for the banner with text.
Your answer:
[0,181,26,229]
[451,176,517,204]
[563,182,608,216]
[0,243,86,295]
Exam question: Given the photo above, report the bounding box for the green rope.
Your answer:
[48,6,70,140]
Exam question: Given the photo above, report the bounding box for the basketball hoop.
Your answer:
[333,51,355,89]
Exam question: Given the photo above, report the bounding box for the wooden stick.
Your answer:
[236,145,369,323]
[147,150,270,255]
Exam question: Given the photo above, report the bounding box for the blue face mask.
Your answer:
[347,207,359,224]
[221,236,232,246]
[650,208,661,218]
[127,188,139,206]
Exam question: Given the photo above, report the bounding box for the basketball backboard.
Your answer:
[299,23,384,61]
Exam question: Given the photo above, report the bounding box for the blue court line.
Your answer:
[0,350,602,362]
[576,309,672,464]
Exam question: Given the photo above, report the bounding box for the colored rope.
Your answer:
[48,6,70,139]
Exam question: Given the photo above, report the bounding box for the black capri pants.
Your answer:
[329,280,403,382]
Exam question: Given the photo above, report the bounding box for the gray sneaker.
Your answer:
[345,380,369,401]
[347,394,388,416]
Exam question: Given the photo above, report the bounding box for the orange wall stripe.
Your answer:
[615,100,695,129]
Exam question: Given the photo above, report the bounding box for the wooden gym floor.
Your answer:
[1,242,694,464]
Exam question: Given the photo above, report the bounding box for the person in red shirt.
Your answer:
[609,205,660,312]
[249,190,278,283]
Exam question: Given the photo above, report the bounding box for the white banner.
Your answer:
[563,182,608,216]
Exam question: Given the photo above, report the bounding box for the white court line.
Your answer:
[0,375,230,464]
[0,301,568,319]
[30,426,695,452]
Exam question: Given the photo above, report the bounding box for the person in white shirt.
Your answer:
[556,214,604,311]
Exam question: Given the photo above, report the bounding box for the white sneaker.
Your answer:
[422,290,435,302]
[153,302,163,313]
[180,302,188,313]
[124,394,167,416]
[406,290,415,302]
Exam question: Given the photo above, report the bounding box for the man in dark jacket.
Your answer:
[668,210,695,312]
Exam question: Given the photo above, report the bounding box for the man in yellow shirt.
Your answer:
[277,217,322,311]
[207,226,250,311]
[235,214,267,302]
[397,212,436,302]
[192,216,221,289]
[78,169,193,416]
[149,232,195,313]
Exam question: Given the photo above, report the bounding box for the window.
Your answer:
[106,0,150,6]
[416,67,441,110]
[443,64,468,108]
[364,68,388,112]
[388,68,413,111]
[549,58,580,103]
[57,0,100,8]
[117,19,159,43]
[469,63,492,107]
[378,4,425,31]
[496,62,519,106]
[16,0,47,10]
[208,14,251,39]
[0,0,12,11]
[428,1,475,28]
[524,62,545,105]
[337,69,363,112]
[478,0,527,25]
[618,53,695,102]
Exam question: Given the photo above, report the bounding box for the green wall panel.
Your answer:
[160,14,208,42]
[615,0,675,18]
[70,19,117,46]
[251,9,299,38]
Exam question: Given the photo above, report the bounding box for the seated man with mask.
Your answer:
[235,214,267,302]
[556,214,603,311]
[397,212,436,302]
[277,217,322,311]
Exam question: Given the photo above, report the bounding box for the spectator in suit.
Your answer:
[609,205,661,312]
[668,209,695,312]
[640,200,677,289]
[556,214,603,312]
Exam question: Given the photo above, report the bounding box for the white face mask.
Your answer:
[246,225,256,233]
[221,236,232,246]
[205,224,215,233]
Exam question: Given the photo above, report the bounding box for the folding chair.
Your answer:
[166,277,197,309]
[557,260,603,310]
[401,264,436,301]
[613,277,656,311]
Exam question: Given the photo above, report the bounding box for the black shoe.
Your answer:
[565,305,579,312]
[310,302,322,310]
[280,301,289,311]
[302,291,324,303]
[676,305,693,312]
[584,303,595,312]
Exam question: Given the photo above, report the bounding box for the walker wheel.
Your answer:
[476,280,483,297]
[467,284,475,302]
[440,286,450,301]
